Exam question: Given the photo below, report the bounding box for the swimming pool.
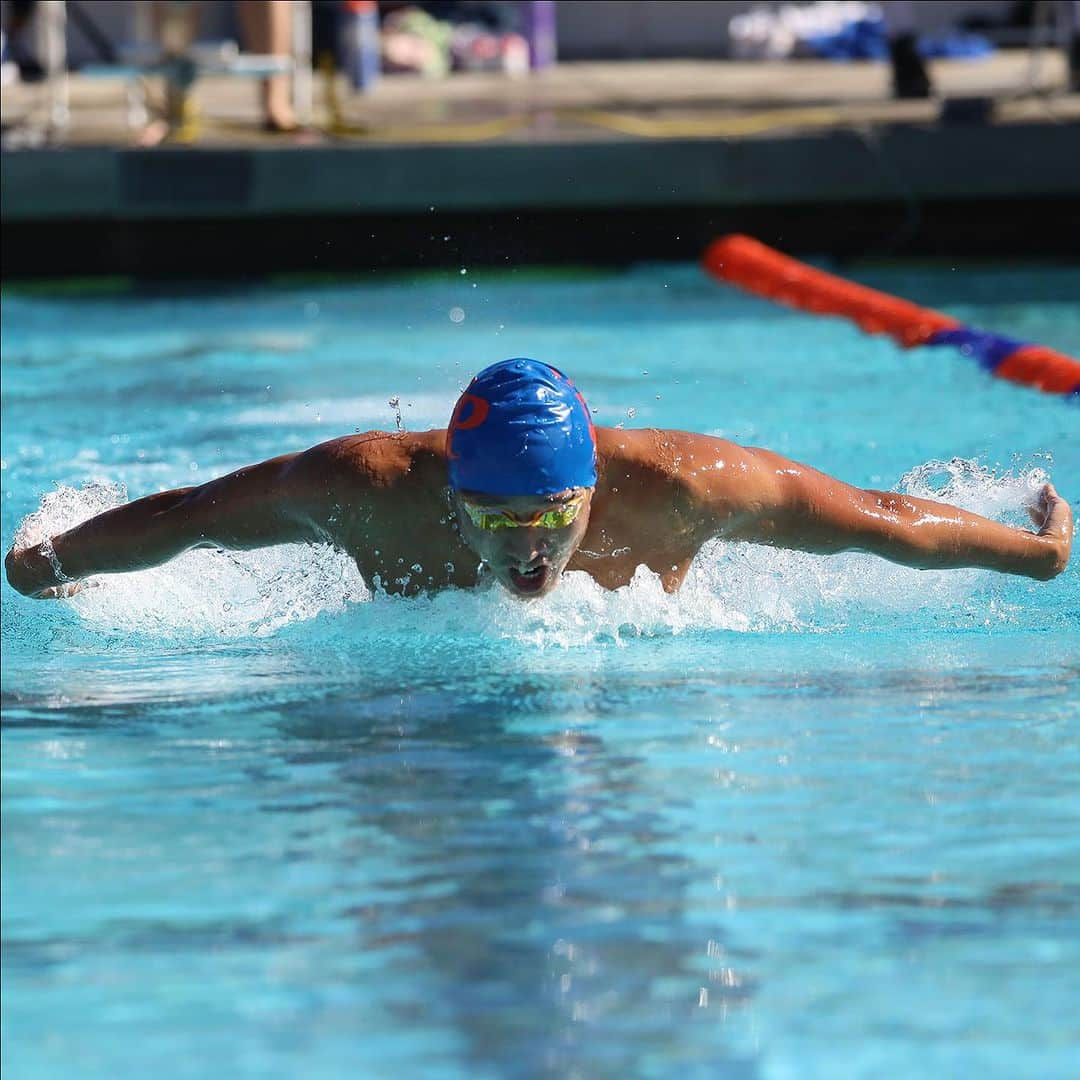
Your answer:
[3,262,1078,1079]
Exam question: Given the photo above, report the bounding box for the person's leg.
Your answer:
[882,1,932,99]
[236,0,296,130]
[137,1,200,146]
[4,0,44,81]
[1068,1,1079,92]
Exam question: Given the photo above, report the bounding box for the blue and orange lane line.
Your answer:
[702,234,1080,397]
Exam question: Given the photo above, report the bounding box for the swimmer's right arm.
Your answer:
[5,446,341,598]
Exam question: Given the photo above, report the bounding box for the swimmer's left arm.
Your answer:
[687,438,1072,581]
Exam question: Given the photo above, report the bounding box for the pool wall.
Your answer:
[3,121,1079,278]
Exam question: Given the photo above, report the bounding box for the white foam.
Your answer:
[13,481,369,639]
[10,459,1050,645]
[899,456,1047,523]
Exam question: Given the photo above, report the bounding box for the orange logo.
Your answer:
[446,392,490,460]
[450,393,490,431]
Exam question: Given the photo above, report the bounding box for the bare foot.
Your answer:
[264,104,298,132]
[135,118,173,147]
[263,109,322,144]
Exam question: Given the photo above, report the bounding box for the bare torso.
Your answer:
[320,427,710,595]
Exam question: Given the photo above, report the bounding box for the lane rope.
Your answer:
[702,234,1080,396]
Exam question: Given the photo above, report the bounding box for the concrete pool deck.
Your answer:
[2,52,1079,276]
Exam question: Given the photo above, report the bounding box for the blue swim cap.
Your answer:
[446,358,597,496]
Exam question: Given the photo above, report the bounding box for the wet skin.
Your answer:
[6,427,1073,599]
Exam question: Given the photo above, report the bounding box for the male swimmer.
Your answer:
[5,358,1073,601]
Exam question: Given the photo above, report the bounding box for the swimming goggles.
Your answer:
[461,491,586,532]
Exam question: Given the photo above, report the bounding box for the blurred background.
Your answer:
[2,22,1078,1077]
[1,1,1078,275]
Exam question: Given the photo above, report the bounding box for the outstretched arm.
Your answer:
[688,439,1071,581]
[5,445,342,598]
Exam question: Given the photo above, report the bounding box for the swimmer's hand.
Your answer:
[4,544,84,599]
[31,581,86,600]
[1026,483,1072,579]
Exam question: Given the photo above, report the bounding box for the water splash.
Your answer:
[12,480,126,552]
[11,481,368,639]
[6,459,1061,646]
[900,457,1047,524]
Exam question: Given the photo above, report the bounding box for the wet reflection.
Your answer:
[272,670,759,1075]
[5,638,1077,1076]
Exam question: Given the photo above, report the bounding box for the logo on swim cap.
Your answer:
[446,358,597,496]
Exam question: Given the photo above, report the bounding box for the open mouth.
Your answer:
[508,564,551,595]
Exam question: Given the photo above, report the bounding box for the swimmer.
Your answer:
[5,358,1073,601]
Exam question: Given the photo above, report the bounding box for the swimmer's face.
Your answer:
[452,487,593,599]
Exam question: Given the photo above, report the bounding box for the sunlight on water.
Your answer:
[231,392,454,432]
[4,266,1078,1080]
[10,458,1052,646]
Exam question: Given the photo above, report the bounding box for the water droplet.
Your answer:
[449,307,466,323]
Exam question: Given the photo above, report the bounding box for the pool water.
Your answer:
[2,263,1078,1079]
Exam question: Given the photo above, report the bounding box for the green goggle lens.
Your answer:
[464,501,583,532]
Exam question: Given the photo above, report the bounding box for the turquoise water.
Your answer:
[2,263,1078,1079]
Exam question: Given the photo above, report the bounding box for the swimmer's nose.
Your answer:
[505,527,547,565]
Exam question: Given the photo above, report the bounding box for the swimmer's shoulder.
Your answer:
[595,427,743,484]
[292,430,448,492]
